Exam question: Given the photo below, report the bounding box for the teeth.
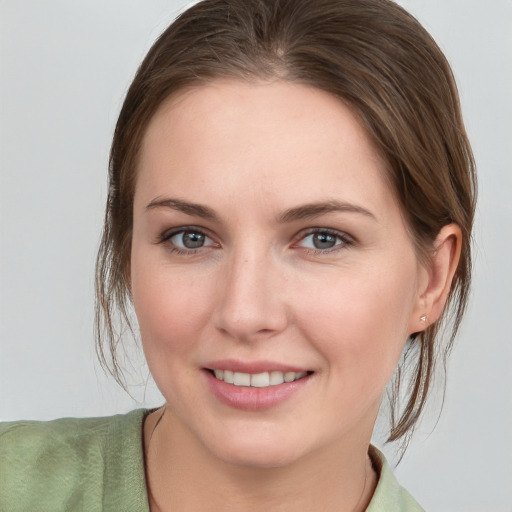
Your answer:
[284,371,296,383]
[251,372,270,388]
[212,370,308,387]
[233,372,251,386]
[269,371,285,385]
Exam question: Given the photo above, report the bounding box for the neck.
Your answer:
[144,407,377,512]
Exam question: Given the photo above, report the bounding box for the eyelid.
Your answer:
[159,224,207,239]
[156,225,352,254]
[157,225,219,250]
[293,227,354,252]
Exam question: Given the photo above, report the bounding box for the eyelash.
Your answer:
[157,226,353,256]
[294,228,353,255]
[157,226,217,256]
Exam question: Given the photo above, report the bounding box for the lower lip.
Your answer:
[204,370,312,411]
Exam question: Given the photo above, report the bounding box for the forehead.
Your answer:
[135,79,396,218]
[142,79,381,161]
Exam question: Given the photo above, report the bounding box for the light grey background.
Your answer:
[1,1,511,511]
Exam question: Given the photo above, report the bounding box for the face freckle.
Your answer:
[130,79,425,468]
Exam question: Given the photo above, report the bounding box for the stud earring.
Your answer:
[420,315,427,323]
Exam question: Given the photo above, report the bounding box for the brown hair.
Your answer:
[95,0,476,446]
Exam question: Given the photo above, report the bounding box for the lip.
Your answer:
[203,359,309,374]
[203,362,313,411]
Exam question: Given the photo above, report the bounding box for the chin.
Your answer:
[211,441,301,469]
[199,423,313,469]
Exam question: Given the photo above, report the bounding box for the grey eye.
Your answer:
[312,233,337,249]
[171,231,210,249]
[299,231,345,250]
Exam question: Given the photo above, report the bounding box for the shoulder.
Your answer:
[0,409,150,512]
[0,413,115,448]
[366,445,425,512]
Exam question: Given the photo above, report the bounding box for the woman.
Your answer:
[0,0,476,510]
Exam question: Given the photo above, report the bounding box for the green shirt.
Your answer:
[0,409,424,511]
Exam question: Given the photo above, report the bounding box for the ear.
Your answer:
[409,224,462,334]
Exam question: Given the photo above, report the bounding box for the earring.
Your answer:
[420,315,427,323]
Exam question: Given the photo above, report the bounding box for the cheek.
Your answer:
[130,256,219,404]
[130,252,215,360]
[295,260,418,385]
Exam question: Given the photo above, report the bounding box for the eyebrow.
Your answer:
[146,197,219,221]
[277,200,376,223]
[145,197,376,223]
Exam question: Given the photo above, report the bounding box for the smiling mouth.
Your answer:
[207,369,312,388]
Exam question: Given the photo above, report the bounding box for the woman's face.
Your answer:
[131,80,428,467]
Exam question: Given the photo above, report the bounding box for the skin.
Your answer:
[130,80,461,511]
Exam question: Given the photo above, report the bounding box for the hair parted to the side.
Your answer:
[95,0,476,448]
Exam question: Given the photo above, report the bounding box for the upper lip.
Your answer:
[203,359,311,374]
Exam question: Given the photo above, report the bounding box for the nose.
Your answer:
[213,250,288,342]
